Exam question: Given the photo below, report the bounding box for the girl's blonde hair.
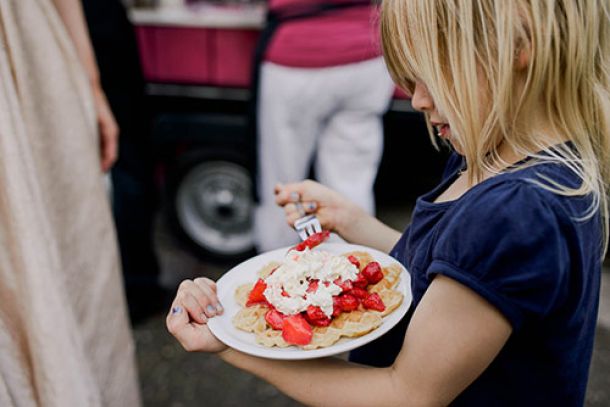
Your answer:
[381,0,610,253]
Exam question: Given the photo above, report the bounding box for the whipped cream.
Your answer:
[263,249,359,317]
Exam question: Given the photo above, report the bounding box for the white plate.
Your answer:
[207,242,412,360]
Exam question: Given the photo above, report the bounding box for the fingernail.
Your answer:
[206,305,216,314]
[200,313,208,322]
[290,191,300,202]
[307,202,317,211]
[216,303,224,314]
[171,306,182,315]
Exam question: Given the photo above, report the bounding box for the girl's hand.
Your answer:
[274,180,366,239]
[91,84,119,172]
[166,278,228,353]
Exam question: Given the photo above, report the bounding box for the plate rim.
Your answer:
[207,242,412,360]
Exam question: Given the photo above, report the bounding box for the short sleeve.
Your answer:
[428,182,570,331]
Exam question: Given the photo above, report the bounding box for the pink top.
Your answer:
[265,0,382,68]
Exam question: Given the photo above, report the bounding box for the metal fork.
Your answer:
[294,214,322,241]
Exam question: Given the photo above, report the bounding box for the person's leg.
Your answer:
[254,63,326,251]
[315,58,394,214]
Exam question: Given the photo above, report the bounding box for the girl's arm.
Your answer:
[51,0,119,172]
[169,275,512,406]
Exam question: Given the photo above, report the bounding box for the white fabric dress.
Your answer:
[0,0,140,405]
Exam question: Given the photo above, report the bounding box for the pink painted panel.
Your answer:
[213,29,260,87]
[135,26,214,84]
[393,87,410,100]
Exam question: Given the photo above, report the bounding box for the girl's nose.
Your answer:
[410,82,434,112]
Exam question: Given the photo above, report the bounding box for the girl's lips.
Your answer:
[434,124,451,139]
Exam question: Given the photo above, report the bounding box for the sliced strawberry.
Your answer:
[348,287,369,300]
[308,315,331,327]
[363,292,386,312]
[333,278,353,292]
[332,296,342,318]
[246,279,268,307]
[291,241,308,252]
[307,280,319,293]
[362,261,384,285]
[303,230,331,250]
[353,272,369,289]
[265,309,287,330]
[338,294,359,312]
[282,314,313,345]
[347,255,361,269]
[305,305,326,320]
[304,306,332,327]
[290,231,330,252]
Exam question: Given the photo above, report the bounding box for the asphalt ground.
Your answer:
[134,206,610,406]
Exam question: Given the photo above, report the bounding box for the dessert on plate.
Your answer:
[232,232,404,350]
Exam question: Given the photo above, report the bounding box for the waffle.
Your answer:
[231,252,404,349]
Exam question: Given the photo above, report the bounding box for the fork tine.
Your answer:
[294,214,323,241]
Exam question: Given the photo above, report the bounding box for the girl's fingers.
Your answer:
[302,201,318,213]
[179,291,208,323]
[166,299,190,336]
[275,183,305,205]
[196,277,217,293]
[166,300,209,352]
[193,278,223,315]
[179,279,218,318]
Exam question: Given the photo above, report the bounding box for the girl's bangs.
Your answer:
[380,0,426,97]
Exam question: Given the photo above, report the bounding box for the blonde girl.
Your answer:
[166,0,610,405]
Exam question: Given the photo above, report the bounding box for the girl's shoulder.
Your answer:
[463,158,589,220]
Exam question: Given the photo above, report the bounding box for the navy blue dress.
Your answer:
[350,152,602,406]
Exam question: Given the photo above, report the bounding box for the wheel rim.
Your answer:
[176,161,254,256]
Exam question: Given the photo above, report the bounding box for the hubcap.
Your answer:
[176,161,254,256]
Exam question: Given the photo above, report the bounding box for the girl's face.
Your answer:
[410,81,463,155]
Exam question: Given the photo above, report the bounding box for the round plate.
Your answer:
[207,243,412,360]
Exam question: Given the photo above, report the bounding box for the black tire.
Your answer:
[166,150,256,261]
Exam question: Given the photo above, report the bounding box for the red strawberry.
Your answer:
[307,280,319,293]
[347,255,360,269]
[304,306,332,327]
[265,309,286,330]
[332,296,342,318]
[353,272,369,289]
[246,279,268,307]
[290,231,330,252]
[305,305,325,320]
[338,294,359,312]
[362,262,384,285]
[334,278,353,292]
[308,316,331,327]
[303,230,330,249]
[348,287,369,300]
[282,314,313,345]
[292,241,308,252]
[363,292,386,312]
